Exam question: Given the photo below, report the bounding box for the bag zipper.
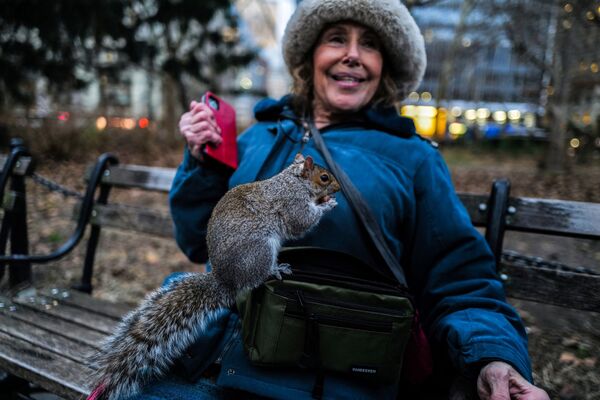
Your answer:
[275,286,409,317]
[284,308,393,333]
[283,270,410,298]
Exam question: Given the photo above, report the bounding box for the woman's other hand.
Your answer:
[178,100,222,160]
[477,361,549,400]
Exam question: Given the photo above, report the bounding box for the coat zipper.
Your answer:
[214,323,239,365]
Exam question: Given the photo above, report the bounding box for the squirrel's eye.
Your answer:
[320,174,330,182]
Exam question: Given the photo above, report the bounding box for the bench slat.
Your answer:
[0,300,107,348]
[12,297,120,335]
[0,331,92,399]
[93,164,175,192]
[500,262,600,312]
[41,288,133,320]
[458,194,600,239]
[458,193,488,226]
[0,312,97,363]
[505,197,600,240]
[92,203,174,238]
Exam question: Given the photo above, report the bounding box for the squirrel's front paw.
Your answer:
[319,197,338,211]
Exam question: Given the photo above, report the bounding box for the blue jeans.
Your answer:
[130,375,267,400]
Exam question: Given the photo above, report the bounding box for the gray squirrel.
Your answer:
[88,153,340,400]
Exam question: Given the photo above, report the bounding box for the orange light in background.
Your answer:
[400,105,440,137]
[96,116,107,131]
[122,118,136,130]
[57,111,70,121]
[436,108,447,138]
[138,117,150,129]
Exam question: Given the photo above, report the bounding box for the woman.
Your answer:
[168,0,549,399]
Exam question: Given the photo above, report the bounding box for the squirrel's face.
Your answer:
[295,154,340,204]
[312,169,341,204]
[291,153,340,203]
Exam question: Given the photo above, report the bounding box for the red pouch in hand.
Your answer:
[201,91,238,170]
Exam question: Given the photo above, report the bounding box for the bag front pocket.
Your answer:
[240,280,413,383]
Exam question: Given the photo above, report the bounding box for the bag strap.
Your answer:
[305,119,408,288]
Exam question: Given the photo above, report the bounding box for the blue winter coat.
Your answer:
[165,96,532,399]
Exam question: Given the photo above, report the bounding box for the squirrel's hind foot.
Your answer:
[271,263,292,280]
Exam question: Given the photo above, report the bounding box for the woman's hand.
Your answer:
[477,361,549,400]
[178,100,222,160]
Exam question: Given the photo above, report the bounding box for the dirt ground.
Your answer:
[1,144,599,399]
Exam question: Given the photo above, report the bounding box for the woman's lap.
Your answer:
[131,375,268,400]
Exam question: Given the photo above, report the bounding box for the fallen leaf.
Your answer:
[559,352,578,365]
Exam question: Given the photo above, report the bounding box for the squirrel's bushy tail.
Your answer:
[88,272,233,400]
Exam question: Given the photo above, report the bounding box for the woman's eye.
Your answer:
[327,35,345,44]
[362,38,380,50]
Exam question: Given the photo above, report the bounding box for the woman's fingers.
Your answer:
[178,101,223,160]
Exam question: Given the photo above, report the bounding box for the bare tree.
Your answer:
[482,0,599,171]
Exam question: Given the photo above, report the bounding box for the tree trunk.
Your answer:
[542,2,570,172]
[161,74,180,138]
[435,0,475,138]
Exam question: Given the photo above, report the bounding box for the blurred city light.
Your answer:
[408,91,420,102]
[239,77,253,90]
[450,107,462,118]
[492,111,507,123]
[523,113,536,128]
[449,122,467,136]
[57,111,70,121]
[570,138,580,149]
[464,109,477,121]
[138,117,150,129]
[507,110,521,121]
[400,105,438,137]
[122,118,136,130]
[418,106,438,117]
[564,3,573,13]
[421,92,432,102]
[401,105,417,117]
[96,116,107,131]
[476,108,491,120]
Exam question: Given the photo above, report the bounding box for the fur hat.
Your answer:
[282,0,427,101]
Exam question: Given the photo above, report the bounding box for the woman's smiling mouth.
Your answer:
[330,73,366,83]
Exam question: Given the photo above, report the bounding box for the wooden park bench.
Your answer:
[0,138,599,399]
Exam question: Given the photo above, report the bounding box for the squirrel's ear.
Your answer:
[303,156,314,171]
[294,153,305,164]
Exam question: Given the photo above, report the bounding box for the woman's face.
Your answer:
[312,22,383,121]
